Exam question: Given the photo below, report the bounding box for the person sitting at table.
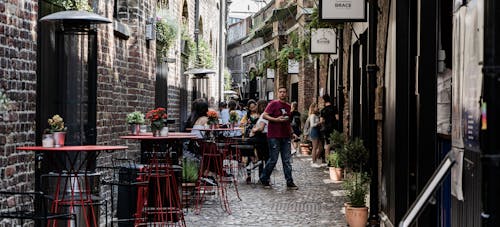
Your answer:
[187,100,220,186]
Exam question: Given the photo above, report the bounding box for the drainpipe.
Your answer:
[481,0,500,226]
[337,26,344,133]
[218,0,225,104]
[366,0,379,225]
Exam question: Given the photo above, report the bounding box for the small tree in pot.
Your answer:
[326,152,344,181]
[341,137,370,227]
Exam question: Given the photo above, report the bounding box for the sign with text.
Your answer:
[288,60,299,74]
[311,28,337,54]
[320,0,367,22]
[267,68,275,79]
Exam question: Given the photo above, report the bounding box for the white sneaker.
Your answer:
[311,163,321,168]
[291,149,297,156]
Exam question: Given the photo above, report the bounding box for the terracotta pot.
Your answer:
[329,167,343,181]
[300,144,310,155]
[346,206,368,227]
[344,202,352,224]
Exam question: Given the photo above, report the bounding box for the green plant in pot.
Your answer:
[342,138,369,172]
[126,111,145,135]
[326,152,344,181]
[341,138,370,227]
[343,172,370,227]
[182,159,199,183]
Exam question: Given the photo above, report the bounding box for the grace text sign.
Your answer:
[320,0,367,22]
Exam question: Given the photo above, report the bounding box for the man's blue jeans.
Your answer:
[260,138,294,184]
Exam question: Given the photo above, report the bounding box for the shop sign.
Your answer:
[320,0,367,22]
[310,28,337,54]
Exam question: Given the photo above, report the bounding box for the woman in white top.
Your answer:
[307,103,321,165]
[188,100,209,139]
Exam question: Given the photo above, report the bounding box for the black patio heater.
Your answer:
[37,10,111,227]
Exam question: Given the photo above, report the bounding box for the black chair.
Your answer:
[0,190,75,226]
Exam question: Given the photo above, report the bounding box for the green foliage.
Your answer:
[182,159,199,183]
[343,138,369,172]
[46,0,92,11]
[278,31,304,70]
[156,18,178,57]
[343,172,370,207]
[126,111,145,124]
[326,152,343,168]
[307,6,343,30]
[0,89,10,112]
[329,130,345,151]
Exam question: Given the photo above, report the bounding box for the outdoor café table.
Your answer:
[16,145,128,227]
[197,127,243,140]
[120,133,197,225]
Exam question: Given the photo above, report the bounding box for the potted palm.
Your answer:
[126,111,145,135]
[342,138,370,227]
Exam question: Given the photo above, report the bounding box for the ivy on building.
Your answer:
[156,17,178,58]
[46,0,92,11]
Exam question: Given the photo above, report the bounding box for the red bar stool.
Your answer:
[194,141,230,214]
[134,149,185,226]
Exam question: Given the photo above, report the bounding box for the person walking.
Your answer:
[259,87,299,190]
[290,101,301,155]
[319,94,338,160]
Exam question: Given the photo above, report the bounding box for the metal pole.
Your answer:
[482,0,500,226]
[218,0,224,104]
[337,26,344,133]
[366,1,379,224]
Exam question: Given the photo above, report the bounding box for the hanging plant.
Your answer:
[278,31,303,70]
[47,0,92,11]
[156,17,178,58]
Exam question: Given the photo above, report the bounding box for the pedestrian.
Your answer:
[319,94,338,159]
[290,101,301,155]
[259,87,299,190]
[307,103,322,167]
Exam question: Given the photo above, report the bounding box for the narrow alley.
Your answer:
[185,154,347,226]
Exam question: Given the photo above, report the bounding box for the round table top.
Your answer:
[120,132,198,140]
[16,145,128,152]
[197,127,243,131]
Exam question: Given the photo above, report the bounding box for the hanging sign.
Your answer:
[288,60,299,74]
[310,28,337,54]
[267,68,275,79]
[319,0,367,22]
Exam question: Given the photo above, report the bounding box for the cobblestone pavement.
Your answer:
[184,154,348,227]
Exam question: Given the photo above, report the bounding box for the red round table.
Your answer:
[17,145,127,227]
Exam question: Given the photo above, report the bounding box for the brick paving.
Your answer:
[184,154,348,227]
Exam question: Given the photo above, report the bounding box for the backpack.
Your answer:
[303,116,311,137]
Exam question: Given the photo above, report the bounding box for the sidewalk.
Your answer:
[184,154,348,226]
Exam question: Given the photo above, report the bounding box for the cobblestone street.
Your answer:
[184,154,348,226]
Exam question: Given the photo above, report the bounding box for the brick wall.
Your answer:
[0,0,38,225]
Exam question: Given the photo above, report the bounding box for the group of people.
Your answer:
[302,94,338,167]
[184,88,337,190]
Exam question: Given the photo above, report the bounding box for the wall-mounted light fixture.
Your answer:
[145,17,155,40]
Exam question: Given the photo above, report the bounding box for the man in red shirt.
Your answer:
[259,87,298,190]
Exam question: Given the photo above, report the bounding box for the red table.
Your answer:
[17,145,127,227]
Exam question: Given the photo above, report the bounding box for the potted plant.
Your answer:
[206,110,219,129]
[182,158,199,208]
[156,16,178,58]
[343,172,370,227]
[146,107,168,136]
[46,114,67,147]
[326,152,343,181]
[126,111,145,135]
[228,110,239,128]
[341,137,370,227]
